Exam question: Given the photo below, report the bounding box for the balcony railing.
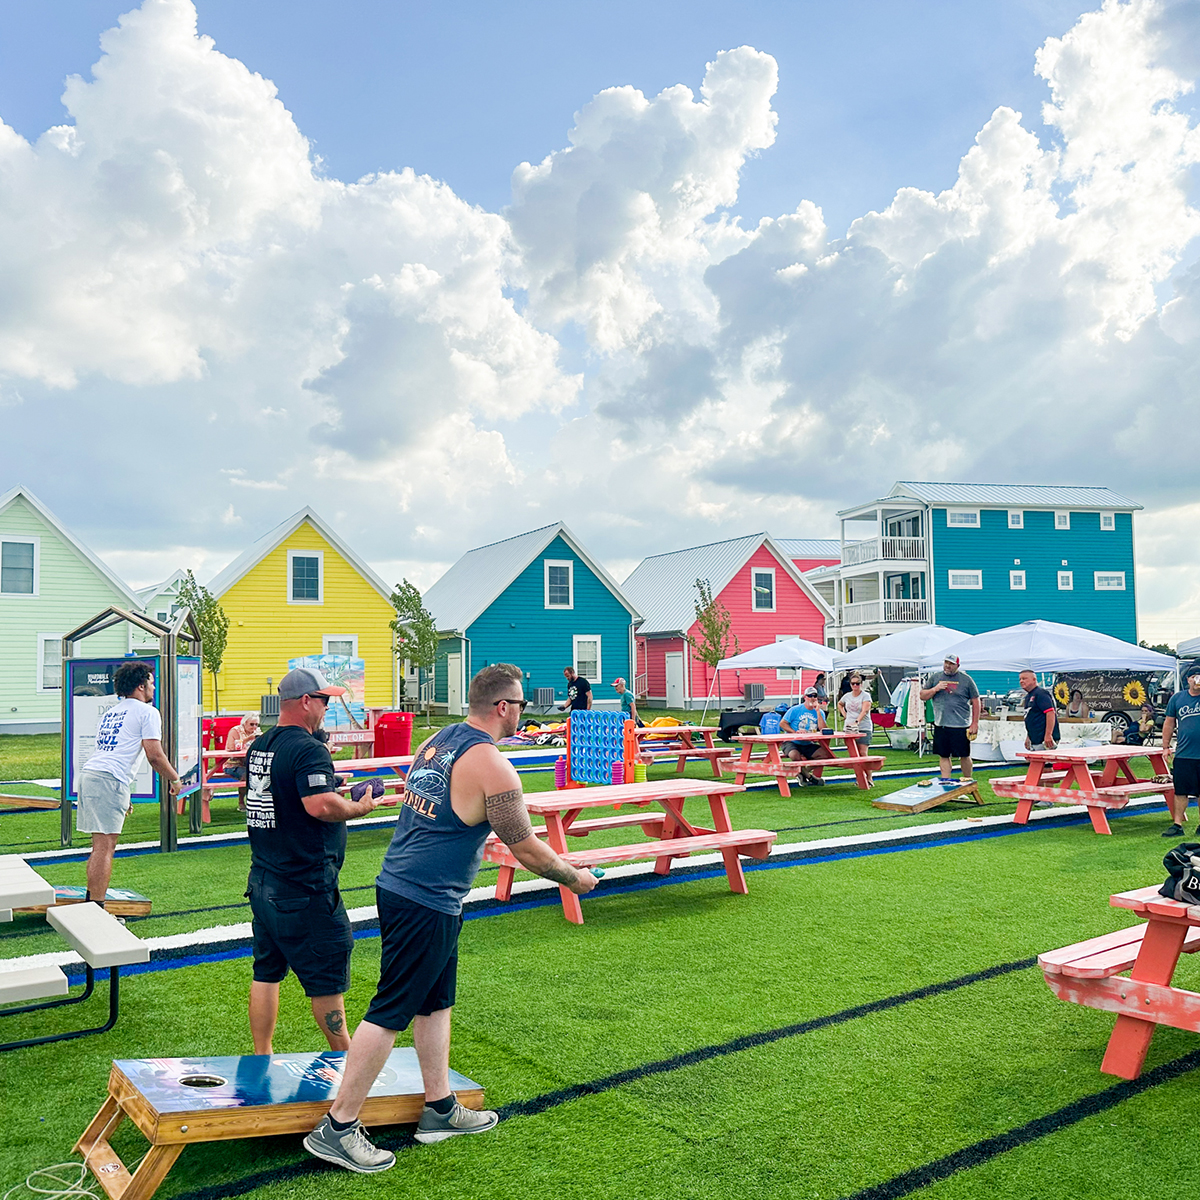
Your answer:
[843,536,925,566]
[840,598,930,627]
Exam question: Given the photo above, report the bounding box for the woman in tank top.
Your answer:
[838,674,874,785]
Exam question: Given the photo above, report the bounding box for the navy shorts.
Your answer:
[932,725,972,759]
[363,887,462,1032]
[247,872,352,997]
[1173,758,1200,799]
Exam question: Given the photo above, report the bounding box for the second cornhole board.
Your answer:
[77,1048,484,1200]
[0,792,60,809]
[872,778,982,814]
[16,886,152,917]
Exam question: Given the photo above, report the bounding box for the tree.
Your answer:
[1140,639,1177,656]
[687,578,739,710]
[176,570,229,715]
[390,579,440,726]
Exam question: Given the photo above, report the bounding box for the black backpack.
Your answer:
[1160,842,1200,901]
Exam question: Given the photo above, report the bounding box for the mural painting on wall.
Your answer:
[288,655,366,729]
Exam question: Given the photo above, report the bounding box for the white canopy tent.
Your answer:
[917,620,1177,674]
[833,625,969,671]
[716,638,838,673]
[1179,635,1200,660]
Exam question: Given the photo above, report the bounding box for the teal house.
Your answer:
[422,523,641,715]
[822,482,1141,664]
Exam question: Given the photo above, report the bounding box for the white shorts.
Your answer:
[77,771,132,835]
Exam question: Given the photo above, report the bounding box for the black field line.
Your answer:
[842,1049,1200,1200]
[167,955,1036,1200]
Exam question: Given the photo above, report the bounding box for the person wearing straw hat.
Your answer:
[919,655,981,783]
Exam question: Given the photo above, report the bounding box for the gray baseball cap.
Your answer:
[278,667,347,701]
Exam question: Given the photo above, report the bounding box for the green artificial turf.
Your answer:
[2,807,1199,1200]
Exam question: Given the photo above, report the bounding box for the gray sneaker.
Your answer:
[414,1097,500,1144]
[304,1115,396,1173]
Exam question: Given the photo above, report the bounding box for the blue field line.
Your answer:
[54,802,1127,982]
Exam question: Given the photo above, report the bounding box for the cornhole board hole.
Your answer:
[77,1049,485,1200]
[0,793,60,810]
[16,886,152,917]
[872,778,982,815]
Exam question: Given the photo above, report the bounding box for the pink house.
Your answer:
[622,533,835,709]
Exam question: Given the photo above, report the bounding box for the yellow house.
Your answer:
[207,507,397,714]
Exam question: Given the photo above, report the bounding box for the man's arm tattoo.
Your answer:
[538,858,582,887]
[485,787,535,846]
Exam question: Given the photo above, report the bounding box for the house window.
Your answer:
[1094,572,1126,591]
[1058,571,1074,590]
[1100,512,1116,531]
[1010,570,1026,590]
[287,550,323,603]
[323,635,358,657]
[1055,511,1071,530]
[0,538,37,596]
[752,568,776,611]
[945,510,980,528]
[544,560,574,609]
[156,611,169,623]
[37,634,62,691]
[948,570,983,589]
[1007,511,1024,529]
[573,635,600,681]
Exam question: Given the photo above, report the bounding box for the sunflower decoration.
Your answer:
[1053,681,1071,705]
[1123,679,1148,707]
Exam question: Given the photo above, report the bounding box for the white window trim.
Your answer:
[751,567,777,612]
[287,548,324,604]
[1054,510,1071,530]
[572,634,601,683]
[0,535,40,598]
[945,509,981,528]
[947,570,983,590]
[322,634,359,657]
[36,632,62,693]
[1058,570,1074,590]
[1094,571,1126,591]
[544,559,574,610]
[1009,570,1026,590]
[1100,511,1116,531]
[775,633,799,681]
[1007,510,1024,529]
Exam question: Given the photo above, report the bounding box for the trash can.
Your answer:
[374,711,414,757]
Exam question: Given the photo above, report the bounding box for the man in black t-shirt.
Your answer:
[245,667,389,1055]
[1020,670,1058,751]
[562,666,592,711]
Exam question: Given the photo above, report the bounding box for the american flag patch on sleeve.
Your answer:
[308,774,327,787]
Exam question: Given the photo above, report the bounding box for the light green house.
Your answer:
[0,484,143,735]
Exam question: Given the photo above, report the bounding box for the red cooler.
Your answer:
[374,711,414,757]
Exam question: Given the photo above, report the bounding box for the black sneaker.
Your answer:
[807,776,824,787]
[1163,823,1186,838]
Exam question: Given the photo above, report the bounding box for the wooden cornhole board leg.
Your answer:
[76,1049,485,1200]
[872,779,981,815]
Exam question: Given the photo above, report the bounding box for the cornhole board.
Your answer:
[0,792,59,810]
[872,777,982,814]
[77,1048,485,1200]
[16,886,152,917]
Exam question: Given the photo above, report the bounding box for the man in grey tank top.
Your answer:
[305,663,599,1173]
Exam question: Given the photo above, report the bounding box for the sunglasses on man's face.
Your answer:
[306,693,331,707]
[493,697,529,711]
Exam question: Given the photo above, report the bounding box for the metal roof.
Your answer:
[0,484,144,607]
[622,533,833,635]
[206,507,393,602]
[775,538,842,560]
[423,522,640,634]
[891,481,1140,510]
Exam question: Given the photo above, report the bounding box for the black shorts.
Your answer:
[782,741,820,760]
[247,873,352,997]
[363,887,462,1032]
[932,725,972,759]
[1173,758,1200,799]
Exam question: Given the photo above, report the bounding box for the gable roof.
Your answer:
[622,533,834,635]
[0,484,143,607]
[423,522,640,633]
[838,481,1140,515]
[775,538,842,561]
[136,568,188,604]
[206,507,392,602]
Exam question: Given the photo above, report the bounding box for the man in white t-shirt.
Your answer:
[78,660,181,905]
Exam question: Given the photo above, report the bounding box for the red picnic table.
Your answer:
[1040,885,1200,1079]
[728,731,885,796]
[633,725,726,777]
[991,745,1173,835]
[482,777,776,924]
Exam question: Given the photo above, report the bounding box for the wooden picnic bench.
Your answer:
[634,726,726,777]
[728,731,885,796]
[482,778,776,924]
[1040,884,1200,1079]
[992,745,1174,835]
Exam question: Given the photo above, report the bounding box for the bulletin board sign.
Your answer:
[176,656,203,798]
[65,657,159,804]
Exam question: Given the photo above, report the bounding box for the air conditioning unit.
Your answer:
[743,683,765,703]
[533,688,556,707]
[260,694,280,727]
